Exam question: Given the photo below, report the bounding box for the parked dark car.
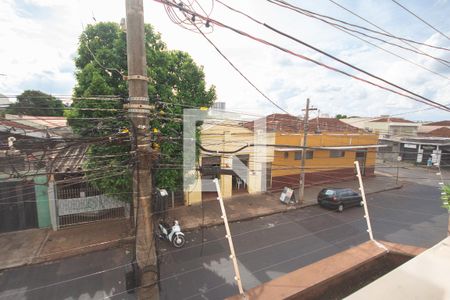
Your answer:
[317,188,363,212]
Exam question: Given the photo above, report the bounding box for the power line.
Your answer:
[192,23,291,114]
[162,1,291,114]
[390,0,450,41]
[269,0,450,68]
[265,0,450,72]
[325,0,450,69]
[154,0,450,113]
[214,1,450,113]
[0,212,366,298]
[317,14,450,80]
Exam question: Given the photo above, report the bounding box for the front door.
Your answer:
[355,151,366,176]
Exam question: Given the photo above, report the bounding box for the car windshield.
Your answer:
[324,190,335,196]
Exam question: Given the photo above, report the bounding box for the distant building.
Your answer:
[341,117,418,137]
[375,119,450,166]
[418,120,450,138]
[0,93,10,111]
[212,101,226,110]
[4,114,71,137]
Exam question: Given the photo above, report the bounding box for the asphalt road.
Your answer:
[0,247,136,300]
[0,170,446,300]
[376,164,448,187]
[158,180,447,299]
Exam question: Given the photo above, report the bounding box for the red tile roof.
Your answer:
[310,117,361,133]
[245,114,361,133]
[425,120,450,126]
[419,127,450,138]
[0,119,36,131]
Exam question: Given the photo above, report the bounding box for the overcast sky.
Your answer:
[0,0,449,121]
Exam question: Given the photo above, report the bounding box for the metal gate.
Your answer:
[55,182,129,228]
[0,180,38,233]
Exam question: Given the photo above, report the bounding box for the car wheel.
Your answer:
[337,204,344,212]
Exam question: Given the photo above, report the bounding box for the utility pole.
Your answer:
[125,0,158,299]
[299,98,317,203]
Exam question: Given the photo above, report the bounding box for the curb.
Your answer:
[366,184,403,195]
[183,202,318,233]
[182,185,403,233]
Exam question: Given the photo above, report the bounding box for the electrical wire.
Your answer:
[192,22,291,114]
[275,0,450,70]
[213,0,450,112]
[0,207,365,297]
[390,0,450,41]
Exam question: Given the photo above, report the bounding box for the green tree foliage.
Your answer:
[68,22,216,200]
[7,90,64,116]
[335,114,348,119]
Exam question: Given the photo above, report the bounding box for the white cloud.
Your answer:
[0,0,449,121]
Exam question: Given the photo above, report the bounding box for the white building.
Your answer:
[341,117,419,137]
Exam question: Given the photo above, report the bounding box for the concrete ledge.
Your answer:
[227,241,387,300]
[381,240,426,257]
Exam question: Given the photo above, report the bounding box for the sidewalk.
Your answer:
[169,175,402,232]
[0,219,133,271]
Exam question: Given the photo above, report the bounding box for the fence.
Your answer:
[54,182,130,228]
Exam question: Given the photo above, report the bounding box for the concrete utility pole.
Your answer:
[125,0,158,299]
[299,98,317,203]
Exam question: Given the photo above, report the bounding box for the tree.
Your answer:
[336,114,348,119]
[7,90,64,116]
[67,22,216,200]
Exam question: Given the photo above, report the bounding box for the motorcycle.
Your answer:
[158,220,185,248]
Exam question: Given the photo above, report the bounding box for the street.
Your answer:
[0,247,135,300]
[0,171,447,300]
[158,177,447,299]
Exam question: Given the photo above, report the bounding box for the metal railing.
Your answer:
[55,182,130,228]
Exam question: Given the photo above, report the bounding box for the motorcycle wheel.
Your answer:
[172,234,185,248]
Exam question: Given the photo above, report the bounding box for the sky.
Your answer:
[0,0,449,121]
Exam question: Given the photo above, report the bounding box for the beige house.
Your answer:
[184,119,274,205]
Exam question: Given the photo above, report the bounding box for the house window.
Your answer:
[330,150,345,158]
[295,151,314,160]
[284,152,289,159]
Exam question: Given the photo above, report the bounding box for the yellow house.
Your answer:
[245,114,380,191]
[271,132,378,190]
